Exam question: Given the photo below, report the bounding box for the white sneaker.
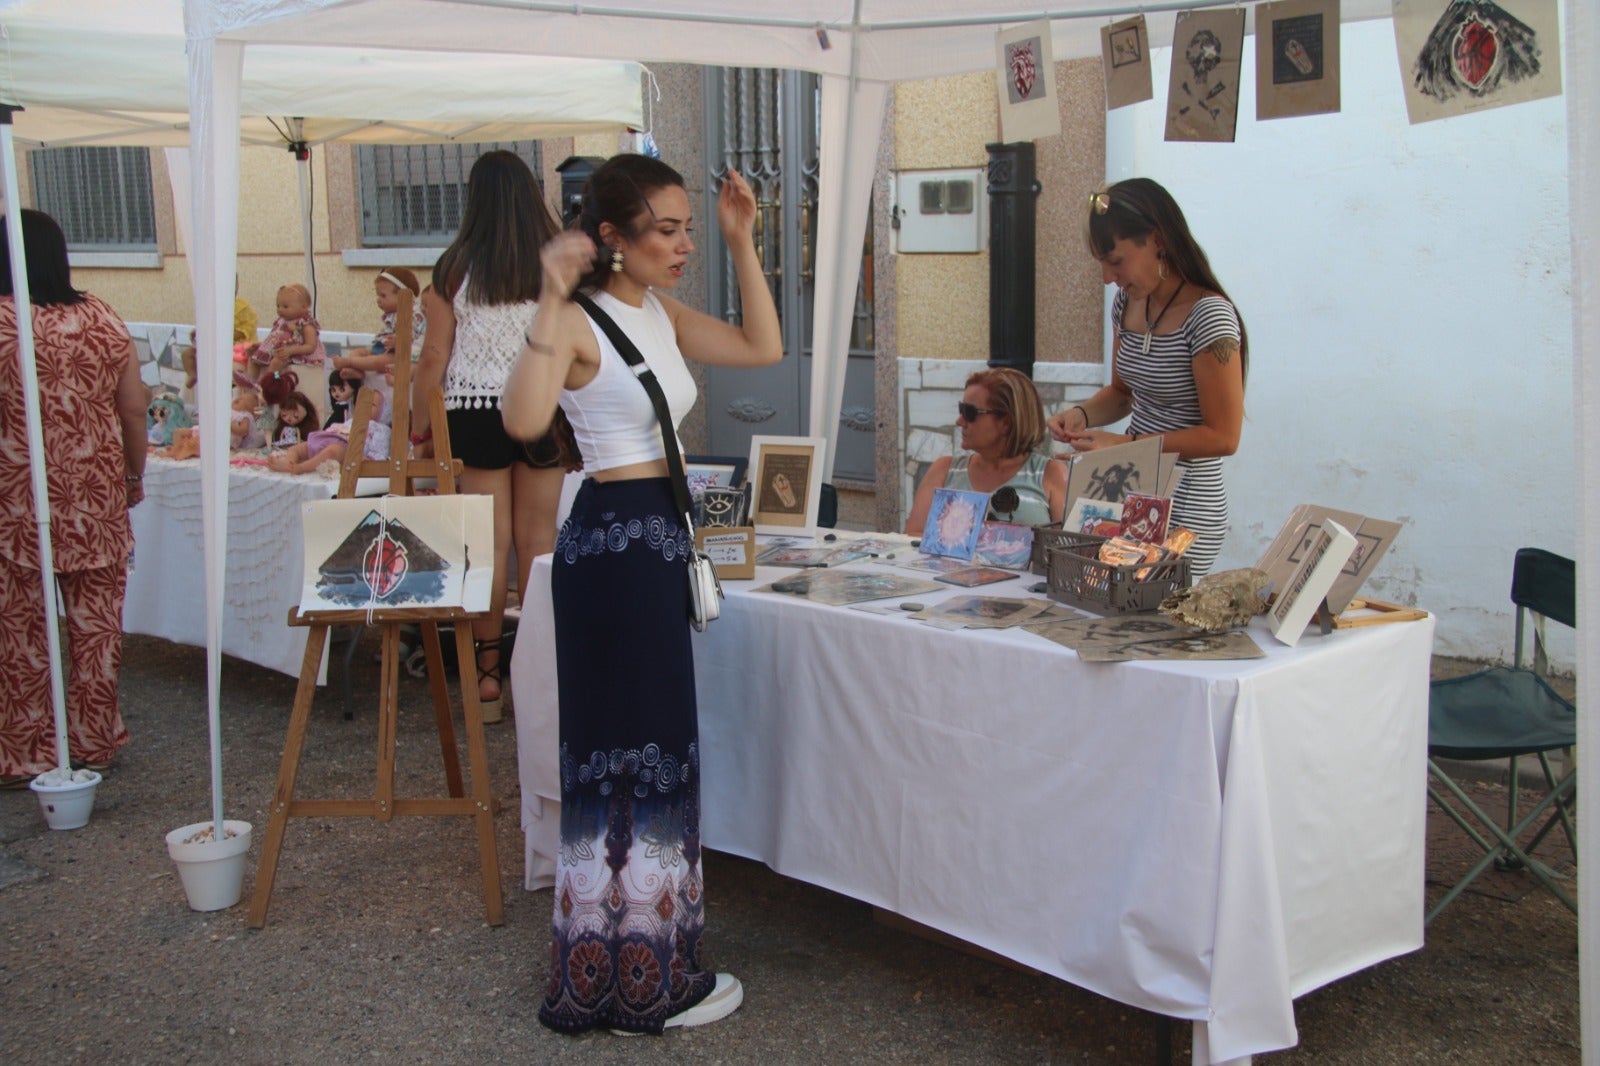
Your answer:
[611,972,743,1035]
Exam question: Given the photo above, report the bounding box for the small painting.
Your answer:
[973,522,1035,570]
[299,495,493,614]
[1101,15,1154,110]
[920,487,989,561]
[1164,7,1247,143]
[995,19,1061,141]
[1256,0,1341,120]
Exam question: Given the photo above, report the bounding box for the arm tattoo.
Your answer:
[1199,338,1240,367]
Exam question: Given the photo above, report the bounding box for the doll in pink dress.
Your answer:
[248,283,325,380]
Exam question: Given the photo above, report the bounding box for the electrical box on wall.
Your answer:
[892,168,986,254]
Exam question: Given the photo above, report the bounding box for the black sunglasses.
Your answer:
[957,402,1001,422]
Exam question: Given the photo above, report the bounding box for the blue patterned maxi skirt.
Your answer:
[538,477,717,1034]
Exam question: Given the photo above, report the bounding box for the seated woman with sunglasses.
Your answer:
[904,366,1067,534]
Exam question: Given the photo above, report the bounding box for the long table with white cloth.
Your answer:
[510,553,1435,1063]
[123,457,335,680]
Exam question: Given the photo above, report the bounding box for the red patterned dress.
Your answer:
[0,293,135,776]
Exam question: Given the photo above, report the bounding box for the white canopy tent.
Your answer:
[188,1,1597,1062]
[0,0,642,853]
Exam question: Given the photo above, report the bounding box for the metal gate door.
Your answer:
[701,68,876,484]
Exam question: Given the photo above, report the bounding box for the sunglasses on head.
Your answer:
[957,401,1001,422]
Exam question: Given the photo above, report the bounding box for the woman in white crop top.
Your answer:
[502,155,779,1038]
[411,151,573,723]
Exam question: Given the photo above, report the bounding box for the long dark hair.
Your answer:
[432,151,558,306]
[1088,177,1248,380]
[573,154,687,294]
[0,209,86,307]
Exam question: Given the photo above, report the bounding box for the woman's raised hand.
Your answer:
[540,232,598,302]
[717,168,758,244]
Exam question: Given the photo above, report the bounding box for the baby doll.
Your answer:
[330,267,425,427]
[267,382,391,475]
[230,379,267,451]
[248,283,326,380]
[269,390,318,448]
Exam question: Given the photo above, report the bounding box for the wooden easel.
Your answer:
[247,289,503,929]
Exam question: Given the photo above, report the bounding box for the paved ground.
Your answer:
[0,636,1579,1064]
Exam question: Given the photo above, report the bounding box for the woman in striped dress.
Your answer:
[1048,178,1246,575]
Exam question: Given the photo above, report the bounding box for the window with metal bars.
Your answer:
[356,141,543,245]
[29,147,157,251]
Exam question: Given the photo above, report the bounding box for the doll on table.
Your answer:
[330,267,425,427]
[229,373,268,450]
[247,283,325,381]
[268,389,319,448]
[266,377,390,475]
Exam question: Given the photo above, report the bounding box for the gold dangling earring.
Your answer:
[611,248,624,272]
[1157,256,1168,282]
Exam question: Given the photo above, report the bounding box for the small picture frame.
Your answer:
[746,435,825,536]
[684,454,748,499]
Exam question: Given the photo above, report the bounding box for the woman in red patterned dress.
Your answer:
[0,209,147,785]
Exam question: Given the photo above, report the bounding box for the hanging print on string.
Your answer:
[1256,0,1342,120]
[1100,15,1153,110]
[1164,8,1246,143]
[995,20,1062,141]
[1391,0,1561,124]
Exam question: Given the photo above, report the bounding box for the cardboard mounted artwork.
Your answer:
[1165,7,1247,143]
[1101,15,1154,110]
[995,19,1062,141]
[1256,0,1342,120]
[1062,435,1167,515]
[1391,0,1562,125]
[298,495,494,614]
[1256,503,1403,615]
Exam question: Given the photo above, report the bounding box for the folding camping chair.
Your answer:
[1425,547,1577,923]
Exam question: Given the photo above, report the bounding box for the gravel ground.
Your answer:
[0,636,1579,1064]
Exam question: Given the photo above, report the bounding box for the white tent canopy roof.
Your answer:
[0,0,644,146]
[199,0,1395,77]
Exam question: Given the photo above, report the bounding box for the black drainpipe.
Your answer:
[985,142,1041,377]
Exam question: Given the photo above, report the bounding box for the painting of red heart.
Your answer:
[1392,0,1562,124]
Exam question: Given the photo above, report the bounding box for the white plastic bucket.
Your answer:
[30,771,101,831]
[165,820,254,912]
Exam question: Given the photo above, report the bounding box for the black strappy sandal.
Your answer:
[474,636,504,724]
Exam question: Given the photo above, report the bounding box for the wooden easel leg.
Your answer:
[454,621,504,926]
[375,623,399,823]
[421,621,464,796]
[247,623,332,930]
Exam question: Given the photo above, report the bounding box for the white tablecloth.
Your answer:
[511,556,1435,1063]
[124,457,335,679]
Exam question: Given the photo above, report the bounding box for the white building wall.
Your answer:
[1107,18,1573,665]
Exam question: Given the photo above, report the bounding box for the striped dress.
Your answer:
[1113,289,1241,575]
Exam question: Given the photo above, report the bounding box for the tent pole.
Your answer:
[291,119,315,312]
[0,108,72,775]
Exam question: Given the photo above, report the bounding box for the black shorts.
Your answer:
[445,404,562,470]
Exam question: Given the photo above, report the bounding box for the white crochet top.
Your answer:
[443,274,537,410]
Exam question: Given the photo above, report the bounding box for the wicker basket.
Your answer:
[1044,532,1192,615]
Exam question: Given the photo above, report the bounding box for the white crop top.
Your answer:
[559,290,697,474]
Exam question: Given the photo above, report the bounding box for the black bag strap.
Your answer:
[572,292,695,527]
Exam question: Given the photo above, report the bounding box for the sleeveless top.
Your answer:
[1112,288,1241,574]
[559,290,697,474]
[944,452,1054,527]
[445,274,535,410]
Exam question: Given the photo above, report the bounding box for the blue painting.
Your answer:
[920,488,989,561]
